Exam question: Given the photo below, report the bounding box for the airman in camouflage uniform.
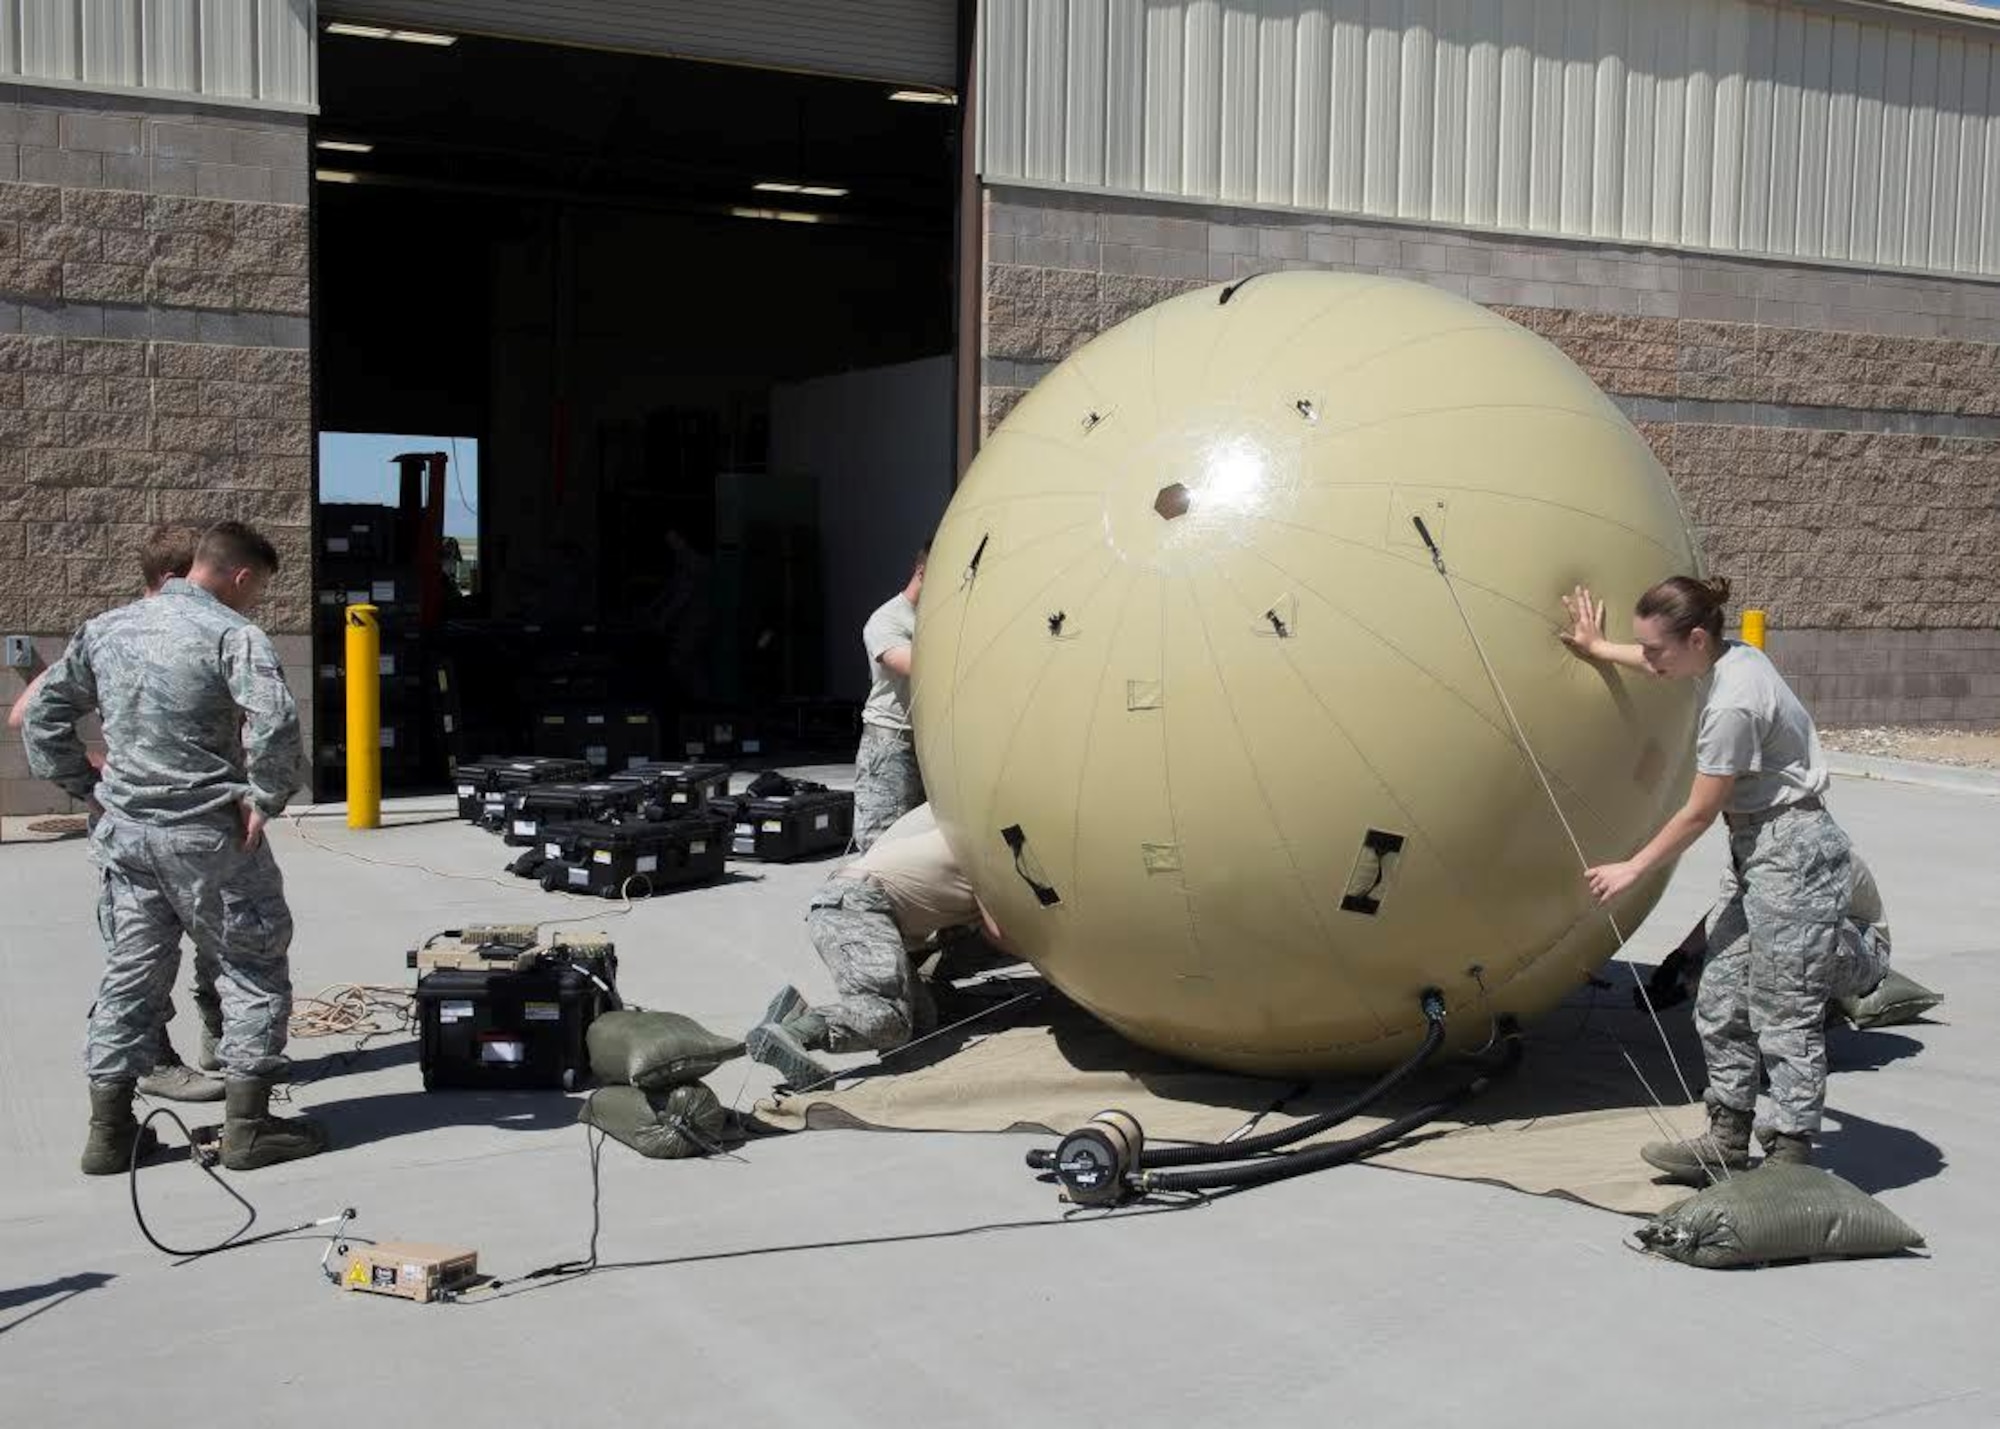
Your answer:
[24,522,328,1175]
[748,803,983,1088]
[851,548,927,852]
[8,523,224,1102]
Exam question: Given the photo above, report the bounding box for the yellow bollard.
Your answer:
[345,604,381,830]
[1741,608,1767,650]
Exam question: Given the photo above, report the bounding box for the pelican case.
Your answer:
[537,815,732,897]
[414,939,618,1093]
[532,703,662,772]
[722,782,855,861]
[501,780,648,846]
[607,761,733,815]
[677,712,765,761]
[454,757,593,826]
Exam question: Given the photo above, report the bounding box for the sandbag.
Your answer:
[1837,970,1943,1030]
[1635,1163,1925,1268]
[580,1084,730,1159]
[587,1009,744,1090]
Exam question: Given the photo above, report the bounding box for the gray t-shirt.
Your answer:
[1696,642,1829,815]
[861,593,917,732]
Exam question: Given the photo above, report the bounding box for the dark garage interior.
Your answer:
[312,29,960,793]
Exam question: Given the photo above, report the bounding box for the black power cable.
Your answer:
[128,1107,354,1262]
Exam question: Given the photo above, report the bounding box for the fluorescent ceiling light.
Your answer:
[316,139,375,153]
[730,206,822,225]
[888,89,957,105]
[326,22,456,44]
[755,181,849,197]
[315,169,360,184]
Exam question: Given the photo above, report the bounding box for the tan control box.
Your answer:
[341,1242,479,1304]
[410,925,547,975]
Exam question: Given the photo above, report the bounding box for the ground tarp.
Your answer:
[754,973,1716,1217]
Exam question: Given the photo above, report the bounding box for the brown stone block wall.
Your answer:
[1,88,309,815]
[980,185,2000,727]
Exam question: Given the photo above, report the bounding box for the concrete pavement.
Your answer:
[0,770,1992,1427]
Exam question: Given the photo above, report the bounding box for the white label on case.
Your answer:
[371,581,397,602]
[743,740,762,754]
[586,745,607,765]
[523,1002,561,1022]
[761,819,783,832]
[457,784,476,798]
[439,1000,473,1023]
[327,536,350,553]
[545,842,562,858]
[814,814,830,830]
[380,654,397,675]
[636,855,659,873]
[568,867,588,887]
[671,792,689,804]
[514,820,536,836]
[689,842,706,856]
[592,850,612,865]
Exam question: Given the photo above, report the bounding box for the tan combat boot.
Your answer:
[220,1078,329,1170]
[1640,1103,1753,1185]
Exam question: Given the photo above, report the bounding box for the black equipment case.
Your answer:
[607,761,733,815]
[537,815,732,897]
[415,943,618,1093]
[501,780,648,845]
[724,787,855,861]
[455,756,594,825]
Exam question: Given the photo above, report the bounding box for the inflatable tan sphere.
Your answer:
[913,272,1701,1075]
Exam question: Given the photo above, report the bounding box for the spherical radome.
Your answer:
[914,272,1701,1075]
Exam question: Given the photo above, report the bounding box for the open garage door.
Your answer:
[319,0,959,87]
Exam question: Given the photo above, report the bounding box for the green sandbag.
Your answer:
[579,1084,730,1160]
[1635,1163,1925,1268]
[587,1010,744,1090]
[1838,969,1943,1030]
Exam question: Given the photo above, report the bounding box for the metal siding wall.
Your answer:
[984,0,2000,277]
[2,0,313,106]
[322,0,958,87]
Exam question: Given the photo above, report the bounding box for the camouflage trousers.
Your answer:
[1696,806,1853,1136]
[805,876,936,1053]
[851,724,923,853]
[87,821,222,1065]
[87,810,294,1085]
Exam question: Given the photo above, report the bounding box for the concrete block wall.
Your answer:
[982,183,2000,728]
[0,87,311,816]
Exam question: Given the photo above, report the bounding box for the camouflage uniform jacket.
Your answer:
[23,578,303,823]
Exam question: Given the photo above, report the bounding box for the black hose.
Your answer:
[1024,991,1450,1175]
[1136,1032,1523,1195]
[1139,1009,1447,1168]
